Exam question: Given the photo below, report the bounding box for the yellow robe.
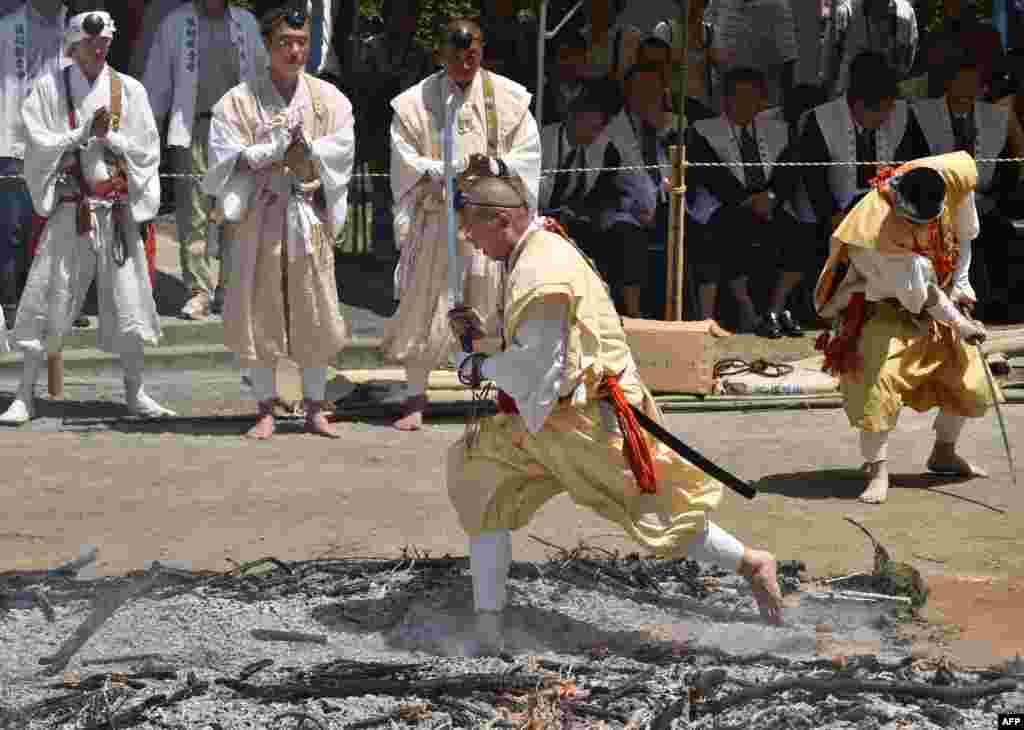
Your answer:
[813,152,999,432]
[447,230,723,554]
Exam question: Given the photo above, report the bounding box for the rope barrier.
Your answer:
[2,157,1024,182]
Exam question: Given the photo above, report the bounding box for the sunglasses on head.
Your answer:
[82,13,105,36]
[448,27,477,50]
[284,8,307,28]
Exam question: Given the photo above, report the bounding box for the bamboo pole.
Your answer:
[663,2,691,321]
[665,146,686,321]
[47,353,64,399]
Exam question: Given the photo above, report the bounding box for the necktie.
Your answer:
[951,113,975,155]
[643,124,663,198]
[307,0,324,73]
[549,145,578,210]
[565,145,587,205]
[739,127,766,190]
[856,128,877,188]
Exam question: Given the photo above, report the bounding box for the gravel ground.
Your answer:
[2,556,1021,730]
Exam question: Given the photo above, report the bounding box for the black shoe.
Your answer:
[756,311,783,339]
[211,286,225,316]
[778,309,804,337]
[73,315,90,328]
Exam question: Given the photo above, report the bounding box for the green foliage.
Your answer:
[925,0,996,33]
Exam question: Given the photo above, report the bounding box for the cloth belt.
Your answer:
[496,372,658,494]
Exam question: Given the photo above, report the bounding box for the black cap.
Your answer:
[892,167,946,223]
[82,13,105,36]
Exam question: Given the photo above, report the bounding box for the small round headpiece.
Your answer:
[890,166,946,224]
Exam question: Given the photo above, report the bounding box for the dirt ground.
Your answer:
[1,407,1021,668]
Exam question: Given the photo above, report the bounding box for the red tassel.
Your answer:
[815,332,831,352]
[604,374,658,494]
[821,292,868,377]
[496,390,519,414]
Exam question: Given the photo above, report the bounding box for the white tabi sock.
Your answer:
[18,349,45,403]
[469,529,512,613]
[302,367,328,401]
[121,344,145,394]
[687,521,746,572]
[251,366,277,402]
[934,409,967,444]
[860,429,890,464]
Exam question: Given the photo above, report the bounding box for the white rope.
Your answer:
[2,157,1023,181]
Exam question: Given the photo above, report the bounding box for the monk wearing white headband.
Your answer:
[0,8,174,425]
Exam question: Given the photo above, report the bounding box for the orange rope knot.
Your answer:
[817,292,868,377]
[603,373,658,494]
[870,166,897,189]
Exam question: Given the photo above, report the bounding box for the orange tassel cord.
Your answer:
[603,373,658,494]
[816,292,868,376]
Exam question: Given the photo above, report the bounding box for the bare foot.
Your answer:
[927,451,989,478]
[246,414,274,440]
[740,550,784,625]
[859,460,889,504]
[246,403,275,440]
[306,408,341,439]
[393,395,427,431]
[708,320,733,338]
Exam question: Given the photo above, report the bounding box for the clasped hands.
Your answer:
[429,153,499,186]
[241,115,306,171]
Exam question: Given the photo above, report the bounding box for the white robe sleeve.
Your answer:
[846,247,937,315]
[501,111,542,212]
[203,102,258,222]
[103,80,162,223]
[310,92,355,240]
[480,294,571,434]
[390,113,444,194]
[20,74,92,217]
[951,190,980,303]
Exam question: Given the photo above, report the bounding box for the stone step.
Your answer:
[0,338,391,378]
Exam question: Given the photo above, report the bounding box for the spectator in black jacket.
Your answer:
[687,68,803,335]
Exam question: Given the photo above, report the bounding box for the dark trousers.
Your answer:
[0,157,33,308]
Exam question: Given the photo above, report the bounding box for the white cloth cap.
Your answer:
[65,11,116,47]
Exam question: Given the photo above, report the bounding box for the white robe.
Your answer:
[11,63,161,355]
[143,4,265,148]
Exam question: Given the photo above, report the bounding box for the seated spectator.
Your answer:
[801,52,927,231]
[924,0,1003,99]
[540,80,624,275]
[602,63,680,317]
[707,0,798,110]
[913,53,1024,320]
[635,35,715,123]
[540,31,590,126]
[776,82,831,323]
[644,0,715,120]
[821,0,918,98]
[687,68,803,335]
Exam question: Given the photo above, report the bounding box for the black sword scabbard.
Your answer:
[630,405,757,500]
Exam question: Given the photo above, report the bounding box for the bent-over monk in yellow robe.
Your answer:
[445,175,783,656]
[814,151,1001,504]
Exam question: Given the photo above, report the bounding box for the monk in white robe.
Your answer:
[385,17,541,431]
[447,176,783,654]
[203,6,353,439]
[0,10,173,425]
